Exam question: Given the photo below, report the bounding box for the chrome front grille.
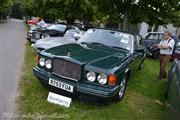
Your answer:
[53,58,81,81]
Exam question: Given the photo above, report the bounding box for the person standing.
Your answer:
[157,31,175,80]
[37,18,46,27]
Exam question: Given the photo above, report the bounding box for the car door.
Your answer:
[166,60,180,120]
[144,33,159,47]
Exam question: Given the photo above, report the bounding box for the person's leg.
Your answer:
[163,55,171,78]
[158,55,164,80]
[159,55,171,80]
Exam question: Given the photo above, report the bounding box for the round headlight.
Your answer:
[97,74,107,85]
[45,59,52,69]
[35,33,40,39]
[39,57,45,66]
[86,71,96,82]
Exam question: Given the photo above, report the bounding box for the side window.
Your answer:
[151,34,158,40]
[159,34,163,40]
[146,33,158,40]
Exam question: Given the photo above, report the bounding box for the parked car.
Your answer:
[33,30,84,52]
[144,32,180,59]
[74,22,85,30]
[33,28,146,103]
[166,59,180,120]
[27,24,80,43]
[83,23,95,31]
[172,41,180,60]
[29,23,52,30]
[27,24,52,43]
[27,19,39,25]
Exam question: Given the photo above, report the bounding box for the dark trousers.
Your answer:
[158,54,171,80]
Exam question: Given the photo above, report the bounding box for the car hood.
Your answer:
[44,43,130,70]
[35,37,76,50]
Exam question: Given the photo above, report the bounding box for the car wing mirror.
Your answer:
[74,31,84,41]
[135,47,145,52]
[74,33,80,41]
[176,42,180,47]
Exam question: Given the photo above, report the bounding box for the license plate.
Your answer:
[49,78,73,93]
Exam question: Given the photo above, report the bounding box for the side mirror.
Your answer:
[75,36,80,41]
[134,46,146,52]
[176,42,180,47]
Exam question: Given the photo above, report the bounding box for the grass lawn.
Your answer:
[17,42,170,120]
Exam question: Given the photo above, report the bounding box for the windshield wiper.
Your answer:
[81,42,107,47]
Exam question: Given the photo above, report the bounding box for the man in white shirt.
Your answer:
[157,31,175,80]
[37,18,45,27]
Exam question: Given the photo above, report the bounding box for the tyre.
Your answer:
[113,77,127,101]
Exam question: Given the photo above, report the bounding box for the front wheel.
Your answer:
[113,77,127,101]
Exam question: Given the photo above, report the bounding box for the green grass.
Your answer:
[17,42,171,120]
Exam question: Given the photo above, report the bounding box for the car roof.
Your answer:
[147,32,164,34]
[89,28,136,36]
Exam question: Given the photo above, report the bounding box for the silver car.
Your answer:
[33,30,84,52]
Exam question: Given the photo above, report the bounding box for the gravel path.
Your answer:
[0,19,26,119]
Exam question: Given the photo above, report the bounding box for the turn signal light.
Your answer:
[108,75,117,85]
[35,55,40,64]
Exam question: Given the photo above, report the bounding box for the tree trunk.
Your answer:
[122,13,129,32]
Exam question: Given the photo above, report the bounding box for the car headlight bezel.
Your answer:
[86,71,96,82]
[39,57,45,66]
[45,59,52,69]
[35,33,40,39]
[97,74,107,85]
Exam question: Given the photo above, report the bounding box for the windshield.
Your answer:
[47,24,67,32]
[78,29,133,51]
[145,33,163,40]
[64,30,79,38]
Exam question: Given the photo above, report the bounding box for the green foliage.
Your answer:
[95,0,180,29]
[17,0,180,27]
[0,0,13,18]
[19,0,95,24]
[11,0,24,19]
[137,0,180,26]
[1,0,180,27]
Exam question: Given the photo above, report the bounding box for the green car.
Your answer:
[33,29,146,103]
[166,59,180,120]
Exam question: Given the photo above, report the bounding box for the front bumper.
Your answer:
[33,67,120,102]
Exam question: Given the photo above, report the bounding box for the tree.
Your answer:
[18,0,179,28]
[95,0,180,31]
[19,0,95,24]
[0,0,13,18]
[11,0,24,19]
